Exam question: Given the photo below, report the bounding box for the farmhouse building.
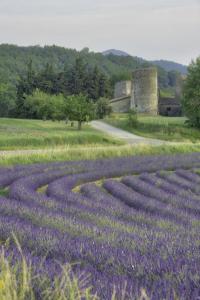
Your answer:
[110,68,182,116]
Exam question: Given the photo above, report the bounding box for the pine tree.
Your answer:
[67,57,86,94]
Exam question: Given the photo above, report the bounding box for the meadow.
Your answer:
[1,153,200,299]
[0,118,122,150]
[1,117,200,168]
[105,114,200,142]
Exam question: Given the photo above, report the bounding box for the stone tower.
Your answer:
[114,81,132,98]
[131,68,158,114]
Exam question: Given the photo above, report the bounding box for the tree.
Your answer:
[157,67,169,88]
[16,59,36,117]
[85,66,112,100]
[99,73,111,98]
[128,108,138,127]
[182,57,200,127]
[65,94,95,130]
[36,63,58,94]
[67,57,86,95]
[95,97,112,119]
[86,66,100,100]
[24,89,65,120]
[168,70,179,87]
[0,84,16,117]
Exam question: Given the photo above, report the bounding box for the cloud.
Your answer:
[0,0,199,64]
[0,0,198,16]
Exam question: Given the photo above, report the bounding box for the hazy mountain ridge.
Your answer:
[150,60,188,75]
[102,49,130,57]
[0,44,182,91]
[103,49,188,75]
[0,44,147,86]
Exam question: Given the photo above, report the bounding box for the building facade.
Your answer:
[110,67,182,116]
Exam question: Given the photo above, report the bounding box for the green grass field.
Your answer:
[1,116,200,167]
[105,113,200,142]
[1,143,200,167]
[0,118,122,150]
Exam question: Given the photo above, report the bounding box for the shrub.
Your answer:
[65,94,95,130]
[95,97,112,119]
[24,90,66,121]
[127,108,138,127]
[182,57,200,127]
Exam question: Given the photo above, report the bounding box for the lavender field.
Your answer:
[1,153,200,299]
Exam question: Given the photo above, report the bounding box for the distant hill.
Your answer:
[102,49,130,57]
[103,49,188,75]
[0,44,148,87]
[0,44,181,92]
[150,60,188,75]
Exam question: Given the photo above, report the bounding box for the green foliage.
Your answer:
[182,57,200,127]
[66,59,111,100]
[159,88,175,98]
[35,63,60,95]
[105,114,200,142]
[168,70,180,87]
[15,57,112,119]
[65,94,95,129]
[0,188,9,197]
[0,45,182,119]
[0,44,180,92]
[157,66,169,88]
[66,57,87,95]
[127,109,138,127]
[0,84,16,117]
[95,98,112,119]
[23,90,66,120]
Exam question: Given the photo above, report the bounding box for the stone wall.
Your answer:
[114,81,132,99]
[111,68,184,116]
[131,68,158,115]
[159,97,182,116]
[110,96,131,113]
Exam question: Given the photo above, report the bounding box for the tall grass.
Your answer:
[105,114,200,142]
[1,143,200,167]
[0,240,97,300]
[0,118,122,150]
[0,240,150,300]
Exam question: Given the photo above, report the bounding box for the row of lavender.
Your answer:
[1,153,200,299]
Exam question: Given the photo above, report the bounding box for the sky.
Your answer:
[0,0,199,65]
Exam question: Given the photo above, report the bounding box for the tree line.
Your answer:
[0,57,112,128]
[16,57,111,117]
[182,56,200,128]
[0,45,183,119]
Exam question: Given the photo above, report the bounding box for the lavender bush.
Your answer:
[1,153,200,299]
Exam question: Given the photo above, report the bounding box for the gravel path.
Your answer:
[91,120,169,145]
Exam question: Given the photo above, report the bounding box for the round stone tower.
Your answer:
[131,68,158,114]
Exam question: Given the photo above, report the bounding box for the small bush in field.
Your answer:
[95,97,112,119]
[127,108,138,127]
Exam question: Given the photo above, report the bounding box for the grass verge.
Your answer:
[105,114,200,142]
[1,143,200,167]
[0,118,122,150]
